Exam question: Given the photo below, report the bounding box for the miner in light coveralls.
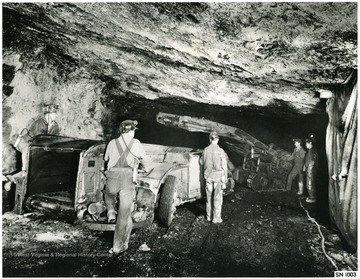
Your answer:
[104,120,149,255]
[200,131,228,223]
[3,104,60,191]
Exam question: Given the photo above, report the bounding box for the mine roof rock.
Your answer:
[2,3,357,115]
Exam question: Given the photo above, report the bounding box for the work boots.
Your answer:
[305,198,316,203]
[306,181,317,203]
[296,182,304,195]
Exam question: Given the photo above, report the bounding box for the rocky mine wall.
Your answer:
[2,2,356,172]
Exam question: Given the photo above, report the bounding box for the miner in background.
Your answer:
[304,138,318,203]
[286,138,306,195]
[103,120,149,255]
[3,104,60,192]
[200,131,228,223]
[14,104,60,173]
[27,104,60,136]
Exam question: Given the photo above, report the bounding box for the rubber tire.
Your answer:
[247,173,269,191]
[158,175,177,227]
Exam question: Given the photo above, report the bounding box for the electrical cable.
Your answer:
[298,198,338,270]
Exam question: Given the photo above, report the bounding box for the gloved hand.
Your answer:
[3,175,12,191]
[221,175,226,183]
[10,170,27,185]
[339,169,348,180]
[221,176,227,190]
[139,168,150,174]
[4,181,12,191]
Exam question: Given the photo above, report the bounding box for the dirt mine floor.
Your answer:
[2,186,357,277]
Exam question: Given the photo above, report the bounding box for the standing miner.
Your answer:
[200,131,228,223]
[286,138,306,195]
[304,138,318,203]
[103,120,149,255]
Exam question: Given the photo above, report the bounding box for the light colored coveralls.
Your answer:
[304,148,318,201]
[28,116,60,137]
[19,116,60,171]
[104,133,148,253]
[286,146,306,190]
[200,143,227,222]
[8,115,60,186]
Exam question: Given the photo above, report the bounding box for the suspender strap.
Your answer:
[124,138,135,160]
[114,138,135,167]
[115,138,124,156]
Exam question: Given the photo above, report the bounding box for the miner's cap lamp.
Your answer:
[318,89,333,99]
[120,120,138,133]
[307,134,316,142]
[43,104,60,114]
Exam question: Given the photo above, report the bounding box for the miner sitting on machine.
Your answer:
[3,104,60,190]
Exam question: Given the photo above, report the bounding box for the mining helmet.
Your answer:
[43,104,60,114]
[293,138,302,144]
[120,120,138,133]
[209,131,219,141]
[305,134,316,144]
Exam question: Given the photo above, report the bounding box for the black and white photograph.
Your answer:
[2,1,357,277]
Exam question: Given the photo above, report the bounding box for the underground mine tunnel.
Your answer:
[2,2,357,277]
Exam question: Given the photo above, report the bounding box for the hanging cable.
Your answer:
[298,199,338,270]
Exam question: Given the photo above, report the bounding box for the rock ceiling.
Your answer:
[2,2,357,115]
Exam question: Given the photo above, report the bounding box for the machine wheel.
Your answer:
[158,175,178,227]
[247,173,269,191]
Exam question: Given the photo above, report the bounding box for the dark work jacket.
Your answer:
[291,146,306,166]
[304,148,318,170]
